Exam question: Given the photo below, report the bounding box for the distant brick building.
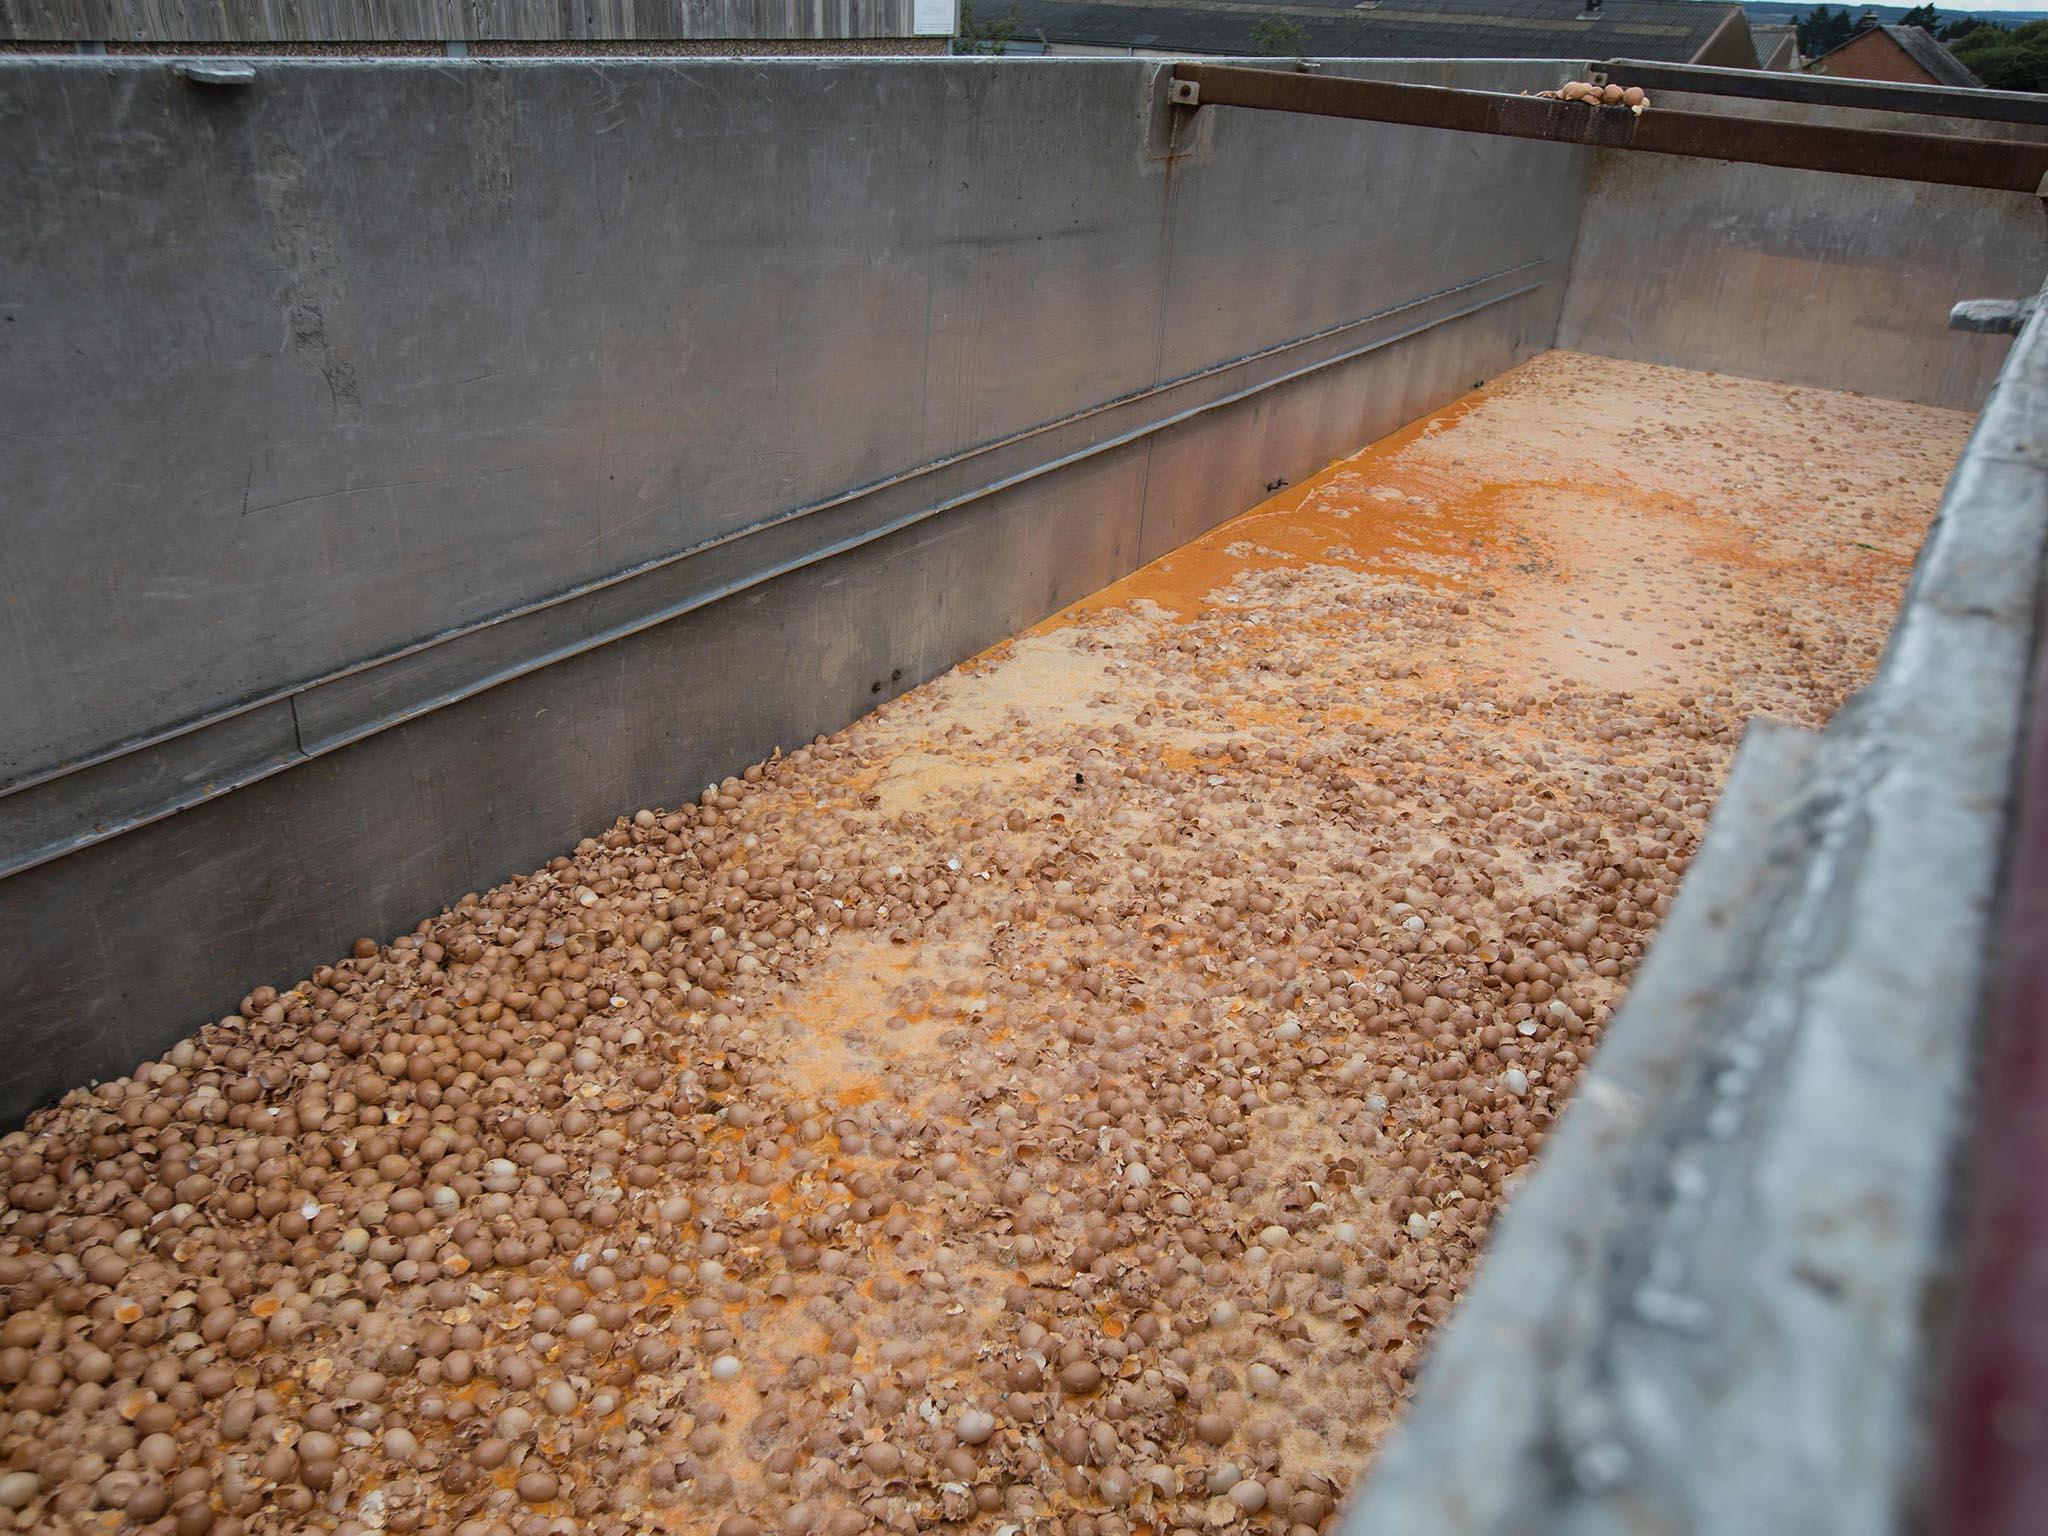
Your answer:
[1806,24,1982,88]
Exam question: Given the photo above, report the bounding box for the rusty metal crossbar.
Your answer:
[1598,58,2048,128]
[1171,62,2048,195]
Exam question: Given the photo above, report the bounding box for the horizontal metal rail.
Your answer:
[1172,62,2048,194]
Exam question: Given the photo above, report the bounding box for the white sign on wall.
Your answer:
[914,0,959,35]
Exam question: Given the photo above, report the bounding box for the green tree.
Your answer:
[1798,5,1857,57]
[1898,4,1940,30]
[955,0,1021,54]
[1950,19,2048,90]
[1251,16,1308,55]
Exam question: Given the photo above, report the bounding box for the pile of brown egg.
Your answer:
[1536,81,1650,112]
[0,356,1942,1536]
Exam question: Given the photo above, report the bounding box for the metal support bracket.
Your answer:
[1951,296,2041,336]
[1168,79,1200,107]
[173,61,257,86]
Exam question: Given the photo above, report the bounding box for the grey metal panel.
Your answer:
[0,58,1175,784]
[1155,58,1589,382]
[1340,278,2048,1535]
[1557,151,2043,409]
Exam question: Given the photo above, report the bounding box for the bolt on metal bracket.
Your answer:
[1169,79,1200,107]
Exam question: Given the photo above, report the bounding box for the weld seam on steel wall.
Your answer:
[0,265,1547,881]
